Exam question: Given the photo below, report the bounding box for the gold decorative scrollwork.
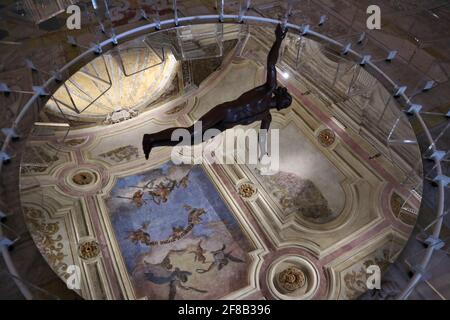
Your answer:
[165,102,186,115]
[78,240,100,260]
[99,145,139,163]
[317,128,336,147]
[343,249,392,299]
[64,138,86,147]
[278,266,306,291]
[23,207,68,278]
[238,183,256,199]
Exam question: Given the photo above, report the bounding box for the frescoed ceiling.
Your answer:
[18,28,422,300]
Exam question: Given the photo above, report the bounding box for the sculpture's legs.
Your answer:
[258,128,268,158]
[143,127,193,159]
[143,121,226,160]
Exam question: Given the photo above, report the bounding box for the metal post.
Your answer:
[154,1,161,30]
[218,0,224,22]
[239,0,252,23]
[173,0,178,26]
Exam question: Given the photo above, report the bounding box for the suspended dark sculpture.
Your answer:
[143,24,292,159]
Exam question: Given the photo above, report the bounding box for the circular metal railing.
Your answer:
[0,13,446,300]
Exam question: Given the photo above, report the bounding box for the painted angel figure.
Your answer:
[145,267,208,300]
[196,244,245,273]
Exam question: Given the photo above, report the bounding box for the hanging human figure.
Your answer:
[142,24,292,159]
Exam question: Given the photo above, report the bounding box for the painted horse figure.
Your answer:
[142,24,292,159]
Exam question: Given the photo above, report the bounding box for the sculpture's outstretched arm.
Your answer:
[266,24,287,90]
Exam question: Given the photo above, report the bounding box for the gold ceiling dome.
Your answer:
[45,43,178,123]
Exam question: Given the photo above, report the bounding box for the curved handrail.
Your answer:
[0,14,445,300]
